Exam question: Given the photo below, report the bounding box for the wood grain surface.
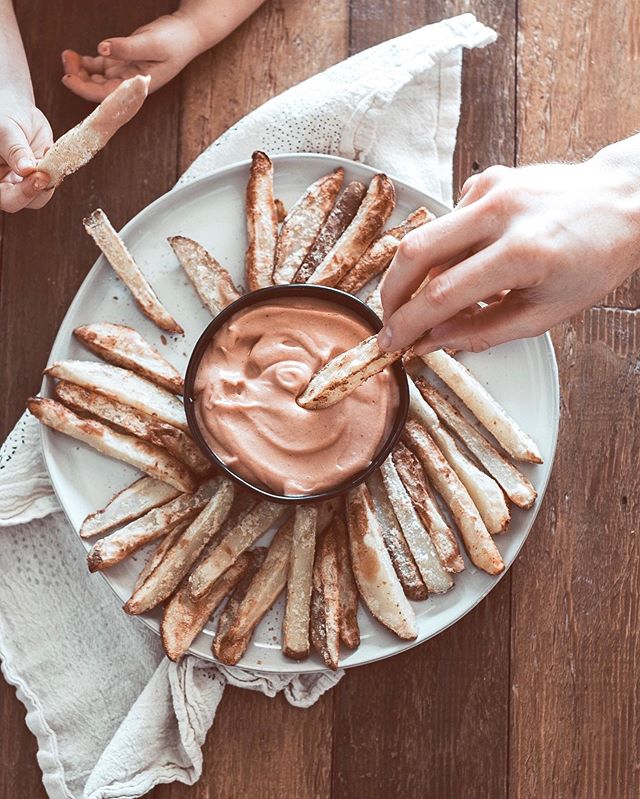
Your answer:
[1,2,638,798]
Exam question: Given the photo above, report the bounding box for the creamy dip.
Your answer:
[194,296,399,495]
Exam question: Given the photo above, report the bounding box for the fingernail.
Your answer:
[378,326,393,351]
[98,41,111,56]
[17,157,35,173]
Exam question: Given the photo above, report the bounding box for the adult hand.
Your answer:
[378,136,640,354]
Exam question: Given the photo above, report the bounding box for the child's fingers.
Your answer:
[99,30,165,62]
[0,172,49,213]
[61,73,113,102]
[0,119,37,176]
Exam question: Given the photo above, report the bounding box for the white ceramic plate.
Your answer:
[41,153,559,673]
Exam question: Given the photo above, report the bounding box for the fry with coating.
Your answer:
[310,520,341,670]
[245,151,278,290]
[282,505,318,660]
[168,235,241,315]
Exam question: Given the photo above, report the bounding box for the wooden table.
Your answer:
[1,2,638,797]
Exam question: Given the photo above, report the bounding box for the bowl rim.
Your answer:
[183,284,410,504]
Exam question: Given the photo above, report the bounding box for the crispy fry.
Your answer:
[188,500,286,600]
[415,379,537,509]
[83,208,182,333]
[346,484,417,640]
[124,478,235,614]
[162,551,254,661]
[339,208,432,293]
[392,442,464,573]
[37,75,149,188]
[408,380,510,534]
[403,420,504,575]
[297,334,402,410]
[367,470,427,600]
[310,520,341,670]
[272,169,344,285]
[80,477,180,539]
[282,505,318,660]
[293,181,367,283]
[379,456,453,594]
[46,360,188,431]
[28,397,196,493]
[168,235,241,315]
[214,517,295,665]
[333,511,360,649]
[245,151,278,291]
[366,281,383,318]
[73,322,184,394]
[422,350,543,464]
[132,518,191,593]
[307,174,395,287]
[87,480,217,571]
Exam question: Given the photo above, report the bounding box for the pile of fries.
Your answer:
[28,152,542,670]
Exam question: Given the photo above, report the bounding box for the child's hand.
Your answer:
[0,93,53,212]
[61,13,203,103]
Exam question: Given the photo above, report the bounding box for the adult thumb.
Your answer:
[0,120,36,176]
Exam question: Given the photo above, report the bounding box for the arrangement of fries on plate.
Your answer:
[30,127,544,669]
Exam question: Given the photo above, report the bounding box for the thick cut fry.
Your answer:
[80,477,180,539]
[214,518,294,665]
[333,511,360,649]
[168,235,241,315]
[339,208,432,294]
[297,334,402,409]
[282,505,318,660]
[310,521,341,670]
[408,380,510,534]
[307,174,395,287]
[74,322,183,394]
[37,75,149,188]
[86,480,216,571]
[392,442,464,573]
[379,456,453,594]
[422,350,543,464]
[54,381,209,475]
[367,470,427,600]
[132,518,191,593]
[162,551,254,661]
[346,484,417,640]
[83,208,182,333]
[403,420,504,575]
[415,379,537,509]
[124,478,235,614]
[272,169,344,285]
[188,500,286,600]
[293,181,367,284]
[28,397,196,493]
[245,151,278,291]
[46,360,188,431]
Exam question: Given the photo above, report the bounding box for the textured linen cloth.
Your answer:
[0,14,496,799]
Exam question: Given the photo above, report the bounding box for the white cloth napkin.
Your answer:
[0,14,495,799]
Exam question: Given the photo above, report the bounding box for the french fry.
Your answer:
[53,381,210,476]
[367,470,427,600]
[415,379,537,509]
[403,420,504,575]
[83,209,182,334]
[132,518,191,593]
[282,505,318,660]
[275,198,287,223]
[392,442,464,573]
[293,181,367,284]
[245,151,278,291]
[28,397,196,493]
[168,235,241,315]
[421,350,543,464]
[408,380,510,534]
[379,456,453,594]
[45,360,188,431]
[73,323,183,394]
[338,208,432,293]
[87,480,217,571]
[124,478,235,614]
[214,517,295,666]
[366,281,383,318]
[37,75,150,188]
[188,500,286,600]
[80,477,181,539]
[310,520,341,670]
[162,551,254,661]
[346,484,417,640]
[333,511,360,649]
[307,174,395,287]
[297,335,402,410]
[272,169,344,285]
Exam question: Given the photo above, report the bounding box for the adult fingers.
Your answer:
[0,172,49,213]
[0,119,36,176]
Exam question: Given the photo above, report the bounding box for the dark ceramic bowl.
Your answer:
[184,284,409,504]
